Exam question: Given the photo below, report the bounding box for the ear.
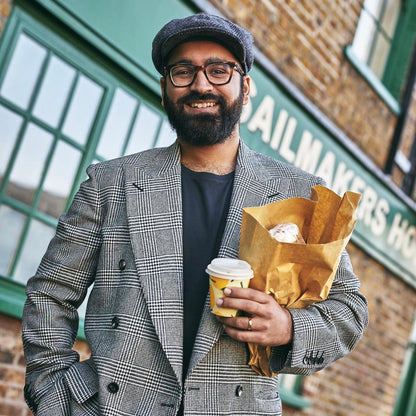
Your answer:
[242,75,251,105]
[160,77,166,107]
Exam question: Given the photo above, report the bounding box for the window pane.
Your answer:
[38,141,81,217]
[0,34,47,110]
[155,119,176,148]
[13,219,55,284]
[62,75,103,145]
[0,205,26,276]
[280,374,298,390]
[364,0,383,19]
[6,123,53,206]
[124,104,161,154]
[370,33,390,78]
[0,106,23,182]
[96,88,138,159]
[381,0,401,37]
[32,55,76,128]
[352,10,377,63]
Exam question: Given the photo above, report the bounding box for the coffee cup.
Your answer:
[206,258,254,317]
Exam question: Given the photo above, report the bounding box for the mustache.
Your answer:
[177,92,226,106]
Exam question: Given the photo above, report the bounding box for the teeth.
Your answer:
[190,102,216,108]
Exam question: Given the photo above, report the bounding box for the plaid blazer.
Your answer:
[22,141,368,415]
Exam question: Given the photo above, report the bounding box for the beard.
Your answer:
[163,83,244,146]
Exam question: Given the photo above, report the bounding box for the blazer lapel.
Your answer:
[123,140,292,381]
[124,143,184,384]
[188,142,290,376]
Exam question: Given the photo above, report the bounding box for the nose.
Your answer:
[189,69,213,92]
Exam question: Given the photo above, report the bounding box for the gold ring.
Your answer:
[247,318,253,331]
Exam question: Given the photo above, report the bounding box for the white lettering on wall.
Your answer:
[387,214,416,258]
[332,162,355,195]
[293,130,322,174]
[372,198,389,236]
[247,94,274,143]
[402,226,416,258]
[241,84,416,274]
[349,176,366,195]
[315,151,336,187]
[356,187,388,236]
[388,214,408,251]
[279,117,297,163]
[357,186,378,224]
[270,110,289,150]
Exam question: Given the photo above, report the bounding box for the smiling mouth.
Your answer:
[189,102,217,108]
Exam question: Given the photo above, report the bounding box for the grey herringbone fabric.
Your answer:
[22,141,368,415]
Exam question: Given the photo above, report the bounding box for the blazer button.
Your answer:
[119,259,126,270]
[107,382,119,393]
[111,316,119,329]
[235,385,243,397]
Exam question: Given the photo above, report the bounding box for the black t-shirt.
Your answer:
[181,165,234,378]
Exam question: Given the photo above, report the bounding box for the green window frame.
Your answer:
[344,0,416,115]
[0,1,310,408]
[393,319,416,416]
[351,0,400,79]
[0,4,174,323]
[279,373,310,409]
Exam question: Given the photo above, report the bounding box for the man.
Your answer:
[22,13,368,416]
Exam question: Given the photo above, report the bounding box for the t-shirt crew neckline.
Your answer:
[180,163,235,177]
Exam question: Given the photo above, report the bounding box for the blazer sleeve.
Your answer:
[270,248,369,374]
[22,164,102,414]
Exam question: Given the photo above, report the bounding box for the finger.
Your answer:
[217,296,262,316]
[223,287,274,303]
[217,315,258,331]
[221,322,269,345]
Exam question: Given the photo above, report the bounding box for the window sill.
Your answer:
[0,278,26,318]
[280,387,311,409]
[0,276,86,339]
[344,45,401,116]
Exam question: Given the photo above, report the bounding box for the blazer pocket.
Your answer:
[63,358,99,404]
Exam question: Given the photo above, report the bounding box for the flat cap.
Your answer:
[152,13,254,75]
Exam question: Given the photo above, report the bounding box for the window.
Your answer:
[393,318,416,416]
[279,374,310,409]
[345,0,416,114]
[345,0,416,200]
[351,0,400,80]
[0,5,175,319]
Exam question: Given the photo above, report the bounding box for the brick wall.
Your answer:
[0,315,29,416]
[295,243,416,416]
[1,1,416,415]
[206,1,416,415]
[0,0,10,35]
[209,0,396,169]
[0,314,90,416]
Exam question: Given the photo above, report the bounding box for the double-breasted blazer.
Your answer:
[22,141,368,415]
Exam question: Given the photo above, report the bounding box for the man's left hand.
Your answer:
[215,287,293,347]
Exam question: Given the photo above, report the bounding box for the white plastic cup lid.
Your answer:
[205,258,253,280]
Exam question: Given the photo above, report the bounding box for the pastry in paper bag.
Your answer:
[238,185,361,377]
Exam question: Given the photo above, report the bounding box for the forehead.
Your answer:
[167,40,239,65]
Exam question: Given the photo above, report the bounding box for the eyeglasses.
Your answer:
[165,61,245,87]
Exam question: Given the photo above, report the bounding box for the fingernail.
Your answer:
[216,298,224,306]
[223,288,232,295]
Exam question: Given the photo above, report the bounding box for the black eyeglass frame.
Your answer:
[164,61,245,87]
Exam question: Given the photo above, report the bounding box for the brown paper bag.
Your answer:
[238,185,361,377]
